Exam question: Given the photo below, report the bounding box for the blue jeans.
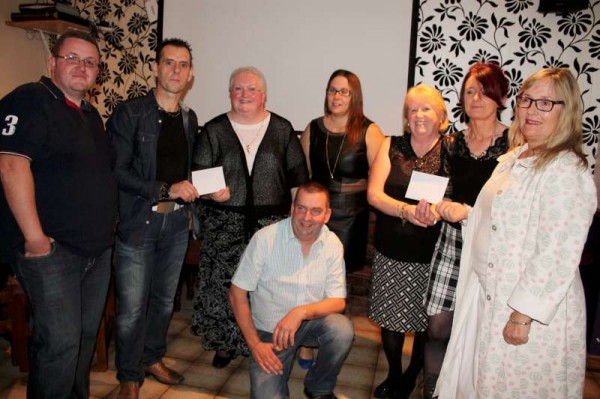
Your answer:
[249,314,354,399]
[114,208,189,382]
[12,242,111,399]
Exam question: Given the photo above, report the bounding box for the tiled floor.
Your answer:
[1,297,600,398]
[0,297,423,399]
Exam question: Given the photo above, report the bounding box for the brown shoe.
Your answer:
[117,381,140,399]
[144,361,184,385]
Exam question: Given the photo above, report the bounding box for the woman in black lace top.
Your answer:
[367,85,451,399]
[419,63,509,398]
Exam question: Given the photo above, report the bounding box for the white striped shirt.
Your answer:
[232,217,346,333]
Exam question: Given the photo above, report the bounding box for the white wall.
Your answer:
[163,0,413,135]
[0,0,48,97]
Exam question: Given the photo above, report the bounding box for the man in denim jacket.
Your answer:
[107,38,199,399]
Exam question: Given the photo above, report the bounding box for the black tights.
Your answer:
[381,328,426,388]
[424,311,454,376]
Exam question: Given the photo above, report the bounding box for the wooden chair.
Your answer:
[0,275,117,373]
[0,276,31,372]
[94,279,115,371]
[174,238,200,311]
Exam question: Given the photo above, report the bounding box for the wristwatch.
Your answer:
[159,183,171,201]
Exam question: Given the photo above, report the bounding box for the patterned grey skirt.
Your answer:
[368,250,429,332]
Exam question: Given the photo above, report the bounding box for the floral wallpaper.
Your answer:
[414,0,600,168]
[71,0,157,120]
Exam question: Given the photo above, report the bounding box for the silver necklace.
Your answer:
[326,132,346,179]
[234,119,266,154]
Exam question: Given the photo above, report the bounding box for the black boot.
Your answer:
[373,379,399,398]
[423,373,438,399]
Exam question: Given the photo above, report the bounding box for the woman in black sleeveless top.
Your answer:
[300,70,384,273]
[298,70,384,369]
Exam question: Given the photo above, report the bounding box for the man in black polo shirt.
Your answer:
[107,38,199,399]
[0,32,117,398]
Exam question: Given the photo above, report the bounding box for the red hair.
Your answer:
[460,63,509,121]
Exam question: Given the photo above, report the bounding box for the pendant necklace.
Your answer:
[413,136,440,171]
[234,118,266,154]
[326,132,346,179]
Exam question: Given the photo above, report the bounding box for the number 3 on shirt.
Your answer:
[2,115,19,136]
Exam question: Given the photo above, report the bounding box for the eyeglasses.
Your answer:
[327,87,351,97]
[231,86,262,96]
[516,95,564,112]
[55,54,99,69]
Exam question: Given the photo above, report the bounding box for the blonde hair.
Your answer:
[402,85,449,133]
[509,68,587,170]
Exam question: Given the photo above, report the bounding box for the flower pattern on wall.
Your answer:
[72,0,157,120]
[415,0,600,167]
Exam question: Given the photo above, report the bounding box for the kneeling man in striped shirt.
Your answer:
[230,181,354,399]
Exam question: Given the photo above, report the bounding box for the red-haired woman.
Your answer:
[418,63,510,398]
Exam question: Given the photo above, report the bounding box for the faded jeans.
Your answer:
[114,208,189,382]
[12,242,111,399]
[249,313,354,399]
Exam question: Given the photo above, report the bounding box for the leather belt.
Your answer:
[154,201,178,213]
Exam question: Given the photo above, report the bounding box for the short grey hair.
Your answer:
[228,66,268,94]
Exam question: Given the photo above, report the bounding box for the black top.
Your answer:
[156,111,188,186]
[0,77,118,258]
[446,129,509,206]
[193,113,308,219]
[308,117,373,272]
[309,117,371,187]
[374,134,451,263]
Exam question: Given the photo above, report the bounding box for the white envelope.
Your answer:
[192,167,226,196]
[405,171,449,204]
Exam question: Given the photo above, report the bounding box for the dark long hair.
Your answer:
[324,69,366,148]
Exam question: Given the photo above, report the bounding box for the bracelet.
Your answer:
[509,317,531,326]
[397,202,407,220]
[462,203,472,215]
[460,203,473,227]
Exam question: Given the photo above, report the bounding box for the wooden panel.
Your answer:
[6,20,89,35]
